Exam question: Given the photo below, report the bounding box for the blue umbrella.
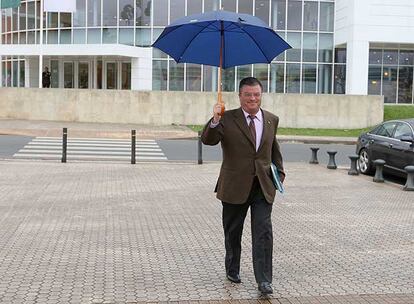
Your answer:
[152,10,291,110]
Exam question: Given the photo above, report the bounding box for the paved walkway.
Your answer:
[0,160,412,303]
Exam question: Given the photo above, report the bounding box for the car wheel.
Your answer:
[358,148,373,175]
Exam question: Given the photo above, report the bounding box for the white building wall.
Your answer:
[27,57,40,88]
[335,0,414,95]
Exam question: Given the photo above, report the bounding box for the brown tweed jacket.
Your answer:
[201,107,285,204]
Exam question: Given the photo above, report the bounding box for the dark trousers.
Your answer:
[222,178,273,283]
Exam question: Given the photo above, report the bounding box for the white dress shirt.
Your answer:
[242,109,263,152]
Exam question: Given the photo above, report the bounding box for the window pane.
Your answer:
[187,0,202,15]
[103,0,117,26]
[36,1,41,29]
[64,62,74,88]
[382,66,397,103]
[319,33,333,63]
[320,2,334,31]
[88,28,101,44]
[270,63,284,93]
[275,31,286,61]
[97,60,103,89]
[303,33,317,62]
[12,61,18,87]
[106,62,117,89]
[237,65,252,86]
[398,67,413,104]
[103,28,117,43]
[119,28,134,45]
[394,123,413,139]
[60,29,71,44]
[47,30,58,44]
[153,60,168,90]
[27,1,35,29]
[88,0,101,27]
[27,31,35,44]
[287,0,301,31]
[78,63,89,89]
[12,7,18,31]
[169,61,184,91]
[318,64,332,94]
[255,0,270,25]
[254,64,269,93]
[286,63,300,93]
[222,0,236,12]
[383,50,398,65]
[203,65,218,92]
[48,12,58,28]
[74,0,86,27]
[399,51,414,66]
[170,0,185,23]
[73,29,86,43]
[186,64,201,91]
[122,62,131,90]
[136,0,151,26]
[60,13,71,27]
[19,32,26,44]
[335,48,347,63]
[303,1,318,31]
[51,60,59,88]
[135,28,151,46]
[153,0,168,26]
[19,61,25,87]
[369,49,382,64]
[333,64,346,94]
[376,122,397,137]
[368,66,381,95]
[286,32,301,62]
[20,3,26,30]
[302,64,316,93]
[271,0,286,30]
[119,0,134,26]
[238,0,253,14]
[222,67,235,92]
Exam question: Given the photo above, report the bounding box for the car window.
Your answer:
[393,123,413,140]
[373,122,397,137]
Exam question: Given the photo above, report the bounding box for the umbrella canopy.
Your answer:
[152,10,291,69]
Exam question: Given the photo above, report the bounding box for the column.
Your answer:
[131,50,152,90]
[345,40,369,95]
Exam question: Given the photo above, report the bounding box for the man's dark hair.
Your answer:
[239,77,263,92]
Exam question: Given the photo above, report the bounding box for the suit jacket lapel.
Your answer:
[258,110,271,152]
[233,108,256,148]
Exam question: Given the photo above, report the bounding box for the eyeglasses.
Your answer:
[241,92,262,98]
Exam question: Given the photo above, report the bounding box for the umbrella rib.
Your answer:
[238,25,272,62]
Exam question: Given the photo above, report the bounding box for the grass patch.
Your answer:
[384,105,414,121]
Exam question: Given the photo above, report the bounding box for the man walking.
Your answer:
[42,67,51,88]
[201,77,285,295]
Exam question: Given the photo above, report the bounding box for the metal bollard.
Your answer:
[198,131,203,165]
[131,130,136,164]
[309,147,319,164]
[327,150,337,169]
[373,159,385,183]
[61,127,67,163]
[403,165,414,191]
[348,155,359,175]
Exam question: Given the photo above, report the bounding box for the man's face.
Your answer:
[239,84,262,115]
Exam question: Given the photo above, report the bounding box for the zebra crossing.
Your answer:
[13,137,167,161]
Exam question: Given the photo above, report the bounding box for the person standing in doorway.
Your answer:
[42,67,51,88]
[201,77,285,295]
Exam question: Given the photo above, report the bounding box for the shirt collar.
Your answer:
[242,108,262,122]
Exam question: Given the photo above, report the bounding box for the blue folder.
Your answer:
[270,163,285,194]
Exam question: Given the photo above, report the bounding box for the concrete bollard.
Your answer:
[373,159,386,183]
[198,131,203,165]
[327,151,337,169]
[348,155,359,175]
[61,127,67,163]
[309,147,319,164]
[131,130,136,165]
[403,165,414,191]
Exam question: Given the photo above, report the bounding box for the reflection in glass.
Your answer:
[19,61,25,87]
[103,0,117,26]
[6,62,11,86]
[78,62,89,89]
[119,0,134,26]
[383,50,398,65]
[12,8,18,31]
[368,66,381,95]
[302,64,316,93]
[204,0,220,12]
[287,0,302,31]
[238,0,253,14]
[120,28,134,45]
[254,64,269,93]
[106,62,117,89]
[398,67,413,104]
[382,66,397,103]
[304,1,318,31]
[27,1,35,29]
[286,32,301,62]
[255,0,270,25]
[47,30,58,44]
[136,0,151,26]
[60,30,71,44]
[170,0,185,23]
[169,61,184,91]
[222,0,236,12]
[271,0,286,30]
[399,51,414,66]
[203,65,218,92]
[88,28,101,44]
[286,63,300,93]
[186,64,202,91]
[88,0,101,27]
[36,1,41,29]
[222,67,235,92]
[60,13,71,28]
[369,49,382,64]
[51,60,59,88]
[64,62,74,88]
[187,0,202,15]
[74,0,86,27]
[319,33,333,63]
[153,0,168,26]
[335,48,347,63]
[303,33,317,62]
[19,32,26,44]
[318,64,332,94]
[48,12,58,28]
[333,64,346,94]
[320,2,334,31]
[122,62,131,90]
[136,28,151,46]
[97,60,102,89]
[270,63,284,93]
[27,31,35,44]
[20,3,26,30]
[237,65,252,87]
[152,60,168,90]
[13,61,18,87]
[73,29,86,44]
[103,28,117,43]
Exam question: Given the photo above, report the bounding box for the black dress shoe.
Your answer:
[258,282,273,294]
[226,273,241,283]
